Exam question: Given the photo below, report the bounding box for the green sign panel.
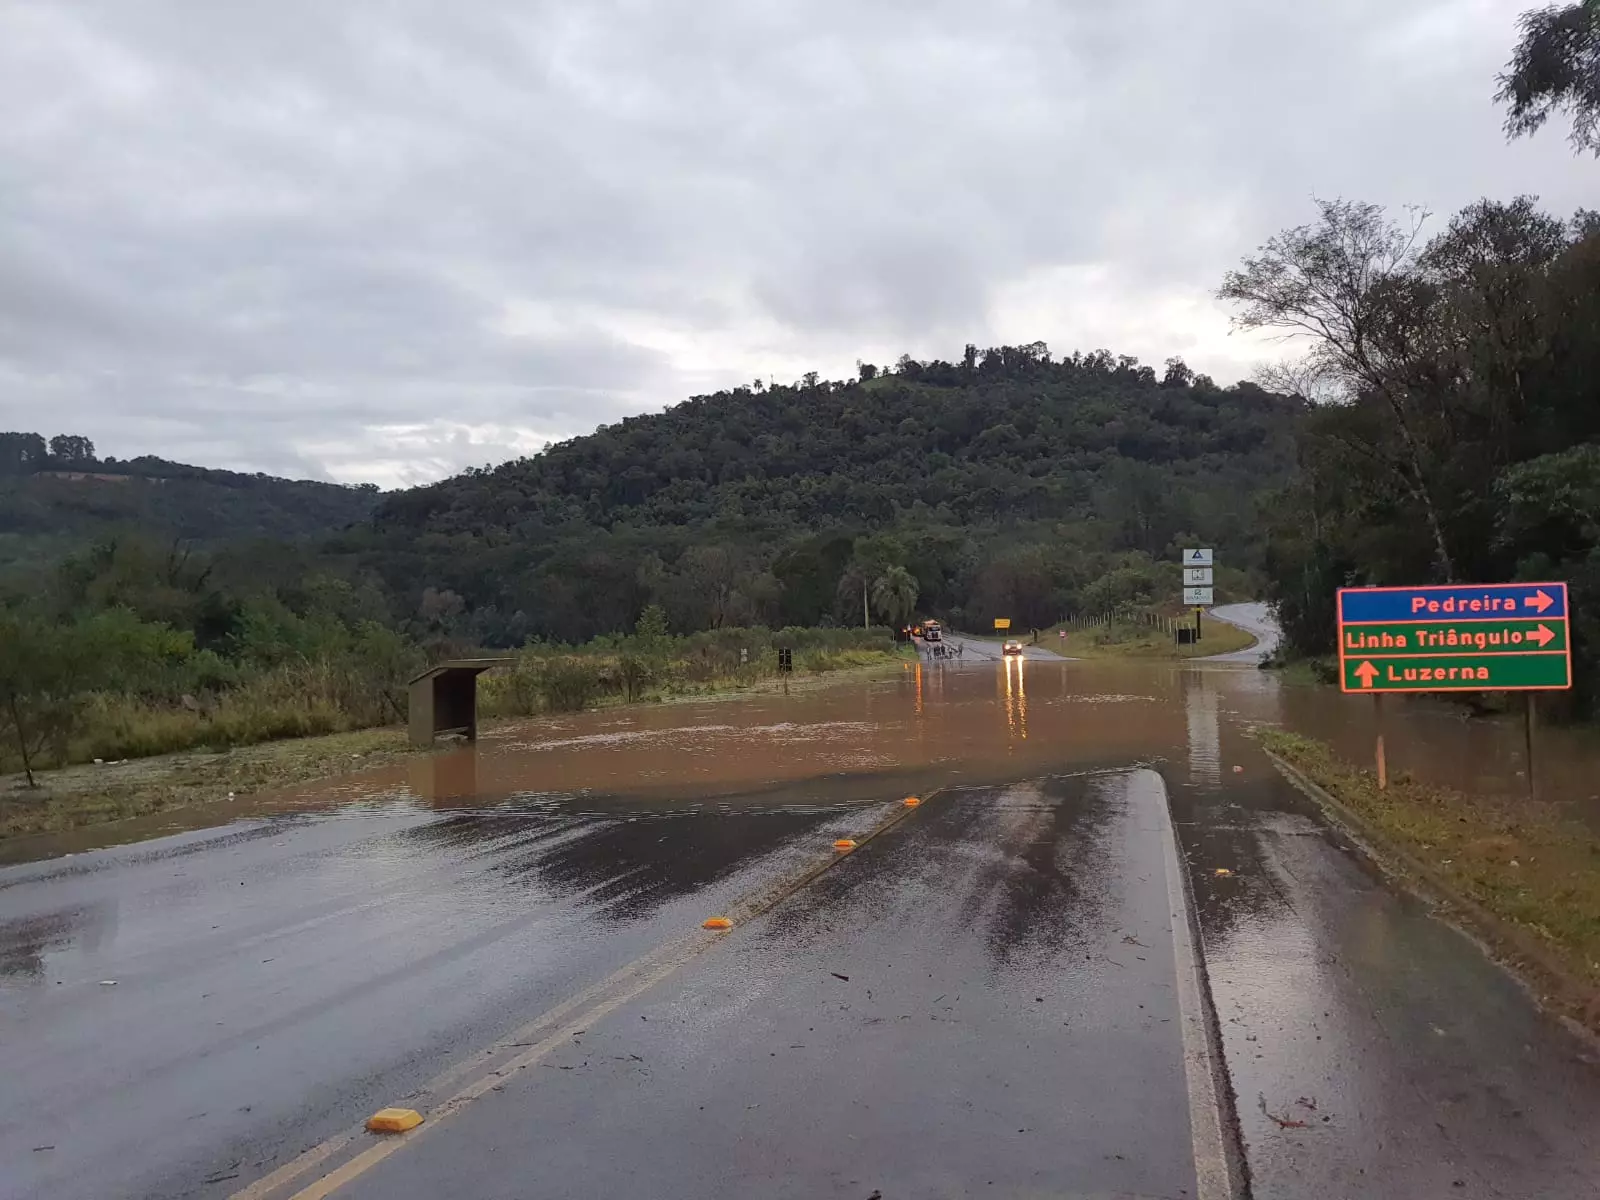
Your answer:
[1337,584,1572,694]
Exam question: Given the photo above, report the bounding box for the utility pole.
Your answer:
[863,579,870,629]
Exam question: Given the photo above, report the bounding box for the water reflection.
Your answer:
[1002,655,1028,741]
[410,750,480,806]
[1184,672,1221,792]
[0,901,116,980]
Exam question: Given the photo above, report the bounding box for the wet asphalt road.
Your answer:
[6,655,1600,1198]
[0,797,894,1200]
[333,772,1218,1200]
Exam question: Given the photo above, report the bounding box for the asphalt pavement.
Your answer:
[0,798,898,1200]
[319,771,1231,1200]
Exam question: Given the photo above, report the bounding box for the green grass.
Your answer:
[1259,728,1600,1031]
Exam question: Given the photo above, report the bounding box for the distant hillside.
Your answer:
[0,432,381,571]
[350,345,1304,643]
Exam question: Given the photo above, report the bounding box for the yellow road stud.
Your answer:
[366,1108,423,1134]
[702,917,733,930]
[833,839,858,850]
[903,796,921,807]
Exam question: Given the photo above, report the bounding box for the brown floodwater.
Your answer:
[11,657,1596,863]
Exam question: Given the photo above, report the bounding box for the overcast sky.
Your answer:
[1,1,1592,487]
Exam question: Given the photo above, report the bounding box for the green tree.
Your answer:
[48,434,95,462]
[0,432,49,473]
[871,566,919,626]
[0,610,107,785]
[1498,0,1600,154]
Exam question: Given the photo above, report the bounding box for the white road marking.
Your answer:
[1152,773,1244,1200]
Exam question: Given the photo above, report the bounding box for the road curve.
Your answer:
[1201,601,1280,663]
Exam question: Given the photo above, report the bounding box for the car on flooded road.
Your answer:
[1002,640,1023,656]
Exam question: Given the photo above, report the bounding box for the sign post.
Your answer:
[1182,549,1214,641]
[1337,583,1571,792]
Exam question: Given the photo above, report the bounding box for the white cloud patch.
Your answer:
[0,0,1591,484]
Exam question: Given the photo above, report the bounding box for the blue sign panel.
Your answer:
[1337,583,1567,624]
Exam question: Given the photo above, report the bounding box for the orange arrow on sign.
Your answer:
[1354,661,1379,688]
[1524,589,1554,613]
[1531,623,1556,647]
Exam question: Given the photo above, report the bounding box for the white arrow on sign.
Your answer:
[1184,548,1214,566]
[1183,567,1213,586]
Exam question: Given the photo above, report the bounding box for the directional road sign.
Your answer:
[1183,586,1214,606]
[1337,583,1571,693]
[1183,567,1213,586]
[1183,548,1213,567]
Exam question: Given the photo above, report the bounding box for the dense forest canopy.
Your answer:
[2,344,1300,654]
[348,345,1301,643]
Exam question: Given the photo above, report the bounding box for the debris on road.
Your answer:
[1259,1094,1311,1129]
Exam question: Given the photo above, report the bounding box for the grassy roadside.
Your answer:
[0,651,911,843]
[0,727,414,841]
[1258,729,1600,1033]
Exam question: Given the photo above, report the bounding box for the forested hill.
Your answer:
[380,348,1298,536]
[0,432,381,571]
[352,346,1303,644]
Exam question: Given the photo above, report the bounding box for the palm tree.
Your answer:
[871,566,919,628]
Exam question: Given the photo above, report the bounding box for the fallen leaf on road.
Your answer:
[830,972,850,982]
[1259,1094,1310,1129]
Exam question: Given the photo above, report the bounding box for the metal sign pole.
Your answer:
[1524,693,1537,802]
[1374,693,1387,791]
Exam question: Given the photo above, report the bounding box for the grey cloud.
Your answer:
[1,0,1592,483]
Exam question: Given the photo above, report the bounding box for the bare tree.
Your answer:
[1218,198,1458,580]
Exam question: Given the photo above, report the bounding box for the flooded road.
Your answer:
[4,656,1600,1198]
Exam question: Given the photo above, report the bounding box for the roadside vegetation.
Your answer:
[1050,615,1257,660]
[1260,729,1600,1031]
[0,601,907,840]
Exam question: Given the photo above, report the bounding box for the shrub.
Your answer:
[540,659,605,712]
